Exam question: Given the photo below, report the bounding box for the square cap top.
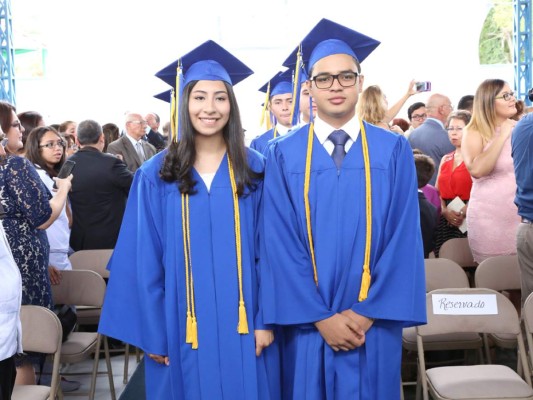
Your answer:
[282,18,380,73]
[154,89,172,103]
[259,69,293,98]
[155,40,253,88]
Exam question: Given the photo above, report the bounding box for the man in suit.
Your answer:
[408,93,455,185]
[107,112,157,172]
[145,112,166,152]
[414,153,438,258]
[68,119,134,251]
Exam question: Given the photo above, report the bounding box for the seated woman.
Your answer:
[434,110,473,256]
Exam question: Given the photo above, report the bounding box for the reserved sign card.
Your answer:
[432,294,498,315]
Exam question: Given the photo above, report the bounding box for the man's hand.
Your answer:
[315,313,365,352]
[147,354,169,366]
[255,329,274,356]
[341,309,374,333]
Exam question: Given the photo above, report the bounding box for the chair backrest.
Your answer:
[439,238,477,268]
[69,249,113,278]
[425,258,470,292]
[474,255,521,292]
[418,288,520,337]
[51,269,106,307]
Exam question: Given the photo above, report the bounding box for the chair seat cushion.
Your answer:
[403,327,482,351]
[12,385,50,400]
[61,332,98,362]
[427,364,533,399]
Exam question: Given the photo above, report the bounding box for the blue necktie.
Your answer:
[329,130,350,169]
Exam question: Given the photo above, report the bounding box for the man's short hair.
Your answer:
[414,153,435,188]
[77,119,102,145]
[457,95,474,112]
[407,102,426,121]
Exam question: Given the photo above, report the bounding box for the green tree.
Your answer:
[479,0,513,64]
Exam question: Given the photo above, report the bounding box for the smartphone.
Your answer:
[416,81,431,92]
[53,160,76,189]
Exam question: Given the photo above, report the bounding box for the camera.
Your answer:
[416,81,431,92]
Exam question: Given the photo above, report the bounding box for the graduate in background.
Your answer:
[98,40,279,400]
[260,19,426,399]
[250,70,294,155]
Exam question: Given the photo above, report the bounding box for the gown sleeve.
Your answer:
[351,137,427,327]
[98,168,168,355]
[260,143,335,325]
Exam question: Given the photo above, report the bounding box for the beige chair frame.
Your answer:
[12,305,63,400]
[417,288,533,400]
[51,269,115,400]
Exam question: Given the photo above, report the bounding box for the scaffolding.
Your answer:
[515,0,532,104]
[0,0,14,105]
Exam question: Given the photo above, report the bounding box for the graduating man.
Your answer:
[250,70,294,155]
[261,19,426,399]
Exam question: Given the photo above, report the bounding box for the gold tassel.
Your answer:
[358,267,371,301]
[191,316,198,350]
[237,300,249,334]
[185,312,193,343]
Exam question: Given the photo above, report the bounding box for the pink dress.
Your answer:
[466,131,520,263]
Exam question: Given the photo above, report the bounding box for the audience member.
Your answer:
[412,148,441,214]
[99,40,279,399]
[462,79,520,263]
[0,100,72,385]
[356,81,419,134]
[62,133,78,157]
[457,94,474,112]
[59,120,77,138]
[512,112,533,305]
[161,121,170,140]
[512,99,526,121]
[68,120,133,252]
[18,111,45,153]
[406,101,427,136]
[145,112,166,151]
[414,153,437,257]
[408,93,455,185]
[102,122,120,153]
[434,110,473,256]
[392,117,410,133]
[25,126,72,272]
[0,139,21,400]
[107,113,156,172]
[250,70,294,154]
[2,112,24,156]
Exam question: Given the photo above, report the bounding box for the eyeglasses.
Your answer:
[442,104,454,110]
[311,71,359,89]
[39,140,66,149]
[446,126,464,132]
[411,113,427,120]
[128,120,147,125]
[11,121,21,129]
[495,91,515,101]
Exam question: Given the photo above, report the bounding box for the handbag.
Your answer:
[54,304,77,342]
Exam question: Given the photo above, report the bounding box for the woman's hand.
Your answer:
[443,207,465,227]
[52,174,73,193]
[147,354,169,366]
[48,266,62,285]
[255,329,274,357]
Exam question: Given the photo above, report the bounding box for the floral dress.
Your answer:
[0,155,53,309]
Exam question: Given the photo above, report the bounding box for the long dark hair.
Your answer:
[25,126,66,178]
[160,80,262,196]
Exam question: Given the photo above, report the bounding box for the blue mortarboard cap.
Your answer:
[155,40,253,88]
[259,69,294,98]
[283,19,380,73]
[154,89,172,103]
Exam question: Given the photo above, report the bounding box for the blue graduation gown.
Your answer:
[250,129,275,155]
[99,150,280,400]
[261,122,426,400]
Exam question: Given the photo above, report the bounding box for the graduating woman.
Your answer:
[98,40,279,400]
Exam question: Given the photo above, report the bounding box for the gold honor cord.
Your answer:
[303,119,372,301]
[182,193,198,349]
[172,63,182,143]
[289,45,303,124]
[260,82,271,130]
[272,126,278,139]
[181,157,249,350]
[227,157,249,334]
